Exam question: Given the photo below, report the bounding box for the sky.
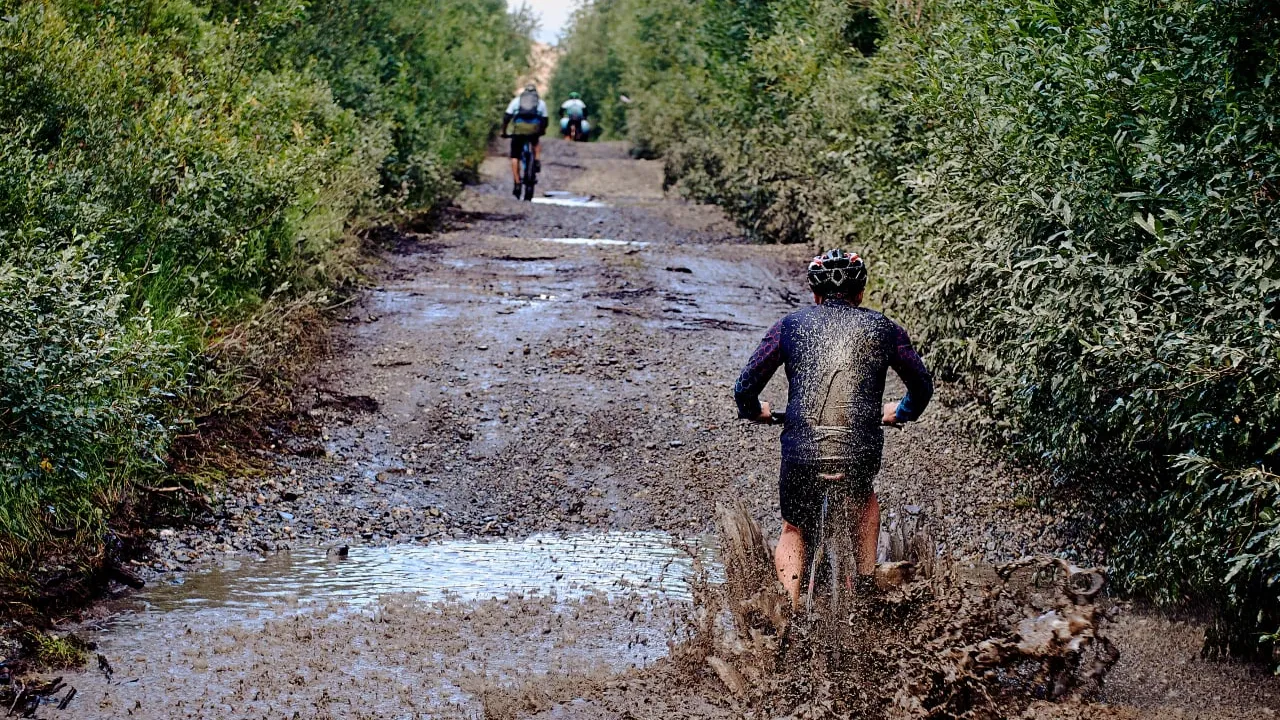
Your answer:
[512,0,577,44]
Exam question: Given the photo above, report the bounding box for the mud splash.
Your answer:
[669,502,1118,720]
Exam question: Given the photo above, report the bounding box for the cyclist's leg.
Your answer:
[509,137,522,184]
[777,460,823,607]
[776,521,805,606]
[832,464,878,582]
[855,491,880,577]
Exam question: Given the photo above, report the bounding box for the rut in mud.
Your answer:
[26,140,1280,719]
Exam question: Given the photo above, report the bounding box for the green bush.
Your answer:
[556,0,1280,654]
[0,244,175,545]
[890,0,1280,657]
[212,0,532,201]
[550,0,630,140]
[0,0,528,592]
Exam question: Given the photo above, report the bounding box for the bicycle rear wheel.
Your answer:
[522,147,537,190]
[824,494,858,621]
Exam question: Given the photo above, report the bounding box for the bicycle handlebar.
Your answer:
[748,409,905,428]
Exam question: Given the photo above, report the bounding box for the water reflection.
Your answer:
[537,237,647,247]
[532,191,610,208]
[139,531,717,614]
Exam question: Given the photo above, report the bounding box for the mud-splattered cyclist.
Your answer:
[734,249,933,607]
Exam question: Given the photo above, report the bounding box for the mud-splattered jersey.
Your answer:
[734,299,933,466]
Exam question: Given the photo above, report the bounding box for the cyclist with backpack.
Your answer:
[501,84,549,198]
[734,250,933,608]
[559,92,589,141]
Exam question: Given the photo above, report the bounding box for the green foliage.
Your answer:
[0,245,175,543]
[0,0,528,590]
[25,630,88,670]
[558,0,1280,653]
[211,0,530,201]
[551,0,633,140]
[551,0,714,150]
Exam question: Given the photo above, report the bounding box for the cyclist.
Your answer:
[559,92,588,140]
[501,83,548,198]
[734,249,933,608]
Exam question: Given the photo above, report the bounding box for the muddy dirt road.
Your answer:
[41,141,1280,718]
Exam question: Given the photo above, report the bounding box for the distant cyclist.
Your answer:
[501,83,548,199]
[734,249,933,608]
[559,92,589,141]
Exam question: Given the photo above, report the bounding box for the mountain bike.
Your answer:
[760,411,862,617]
[502,134,539,201]
[560,116,590,142]
[518,138,537,201]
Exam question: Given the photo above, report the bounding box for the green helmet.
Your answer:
[569,92,581,99]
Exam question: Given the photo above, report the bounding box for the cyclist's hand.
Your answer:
[756,400,772,422]
[882,402,903,427]
[743,400,777,424]
[500,133,510,139]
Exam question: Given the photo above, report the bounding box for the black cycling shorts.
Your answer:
[779,459,876,532]
[509,134,539,158]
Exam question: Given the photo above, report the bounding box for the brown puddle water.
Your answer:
[45,533,718,719]
[135,531,718,614]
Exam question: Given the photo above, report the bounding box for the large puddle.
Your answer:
[49,533,717,718]
[136,531,716,614]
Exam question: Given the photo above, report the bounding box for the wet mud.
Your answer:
[30,140,1280,718]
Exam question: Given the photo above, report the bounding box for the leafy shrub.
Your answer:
[213,0,531,201]
[888,0,1280,655]
[0,0,528,595]
[0,244,176,546]
[556,0,1280,653]
[549,0,630,140]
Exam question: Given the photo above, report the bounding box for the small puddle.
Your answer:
[538,237,647,248]
[135,531,715,615]
[532,191,610,208]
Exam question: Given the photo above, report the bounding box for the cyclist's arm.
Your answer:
[887,324,933,423]
[501,112,512,136]
[735,319,785,421]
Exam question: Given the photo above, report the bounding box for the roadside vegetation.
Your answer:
[0,0,529,615]
[553,0,1280,659]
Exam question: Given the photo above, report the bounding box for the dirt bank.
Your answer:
[31,140,1280,719]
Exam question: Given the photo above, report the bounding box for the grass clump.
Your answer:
[554,0,1280,659]
[24,631,88,670]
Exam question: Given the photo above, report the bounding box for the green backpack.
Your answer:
[511,89,541,136]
